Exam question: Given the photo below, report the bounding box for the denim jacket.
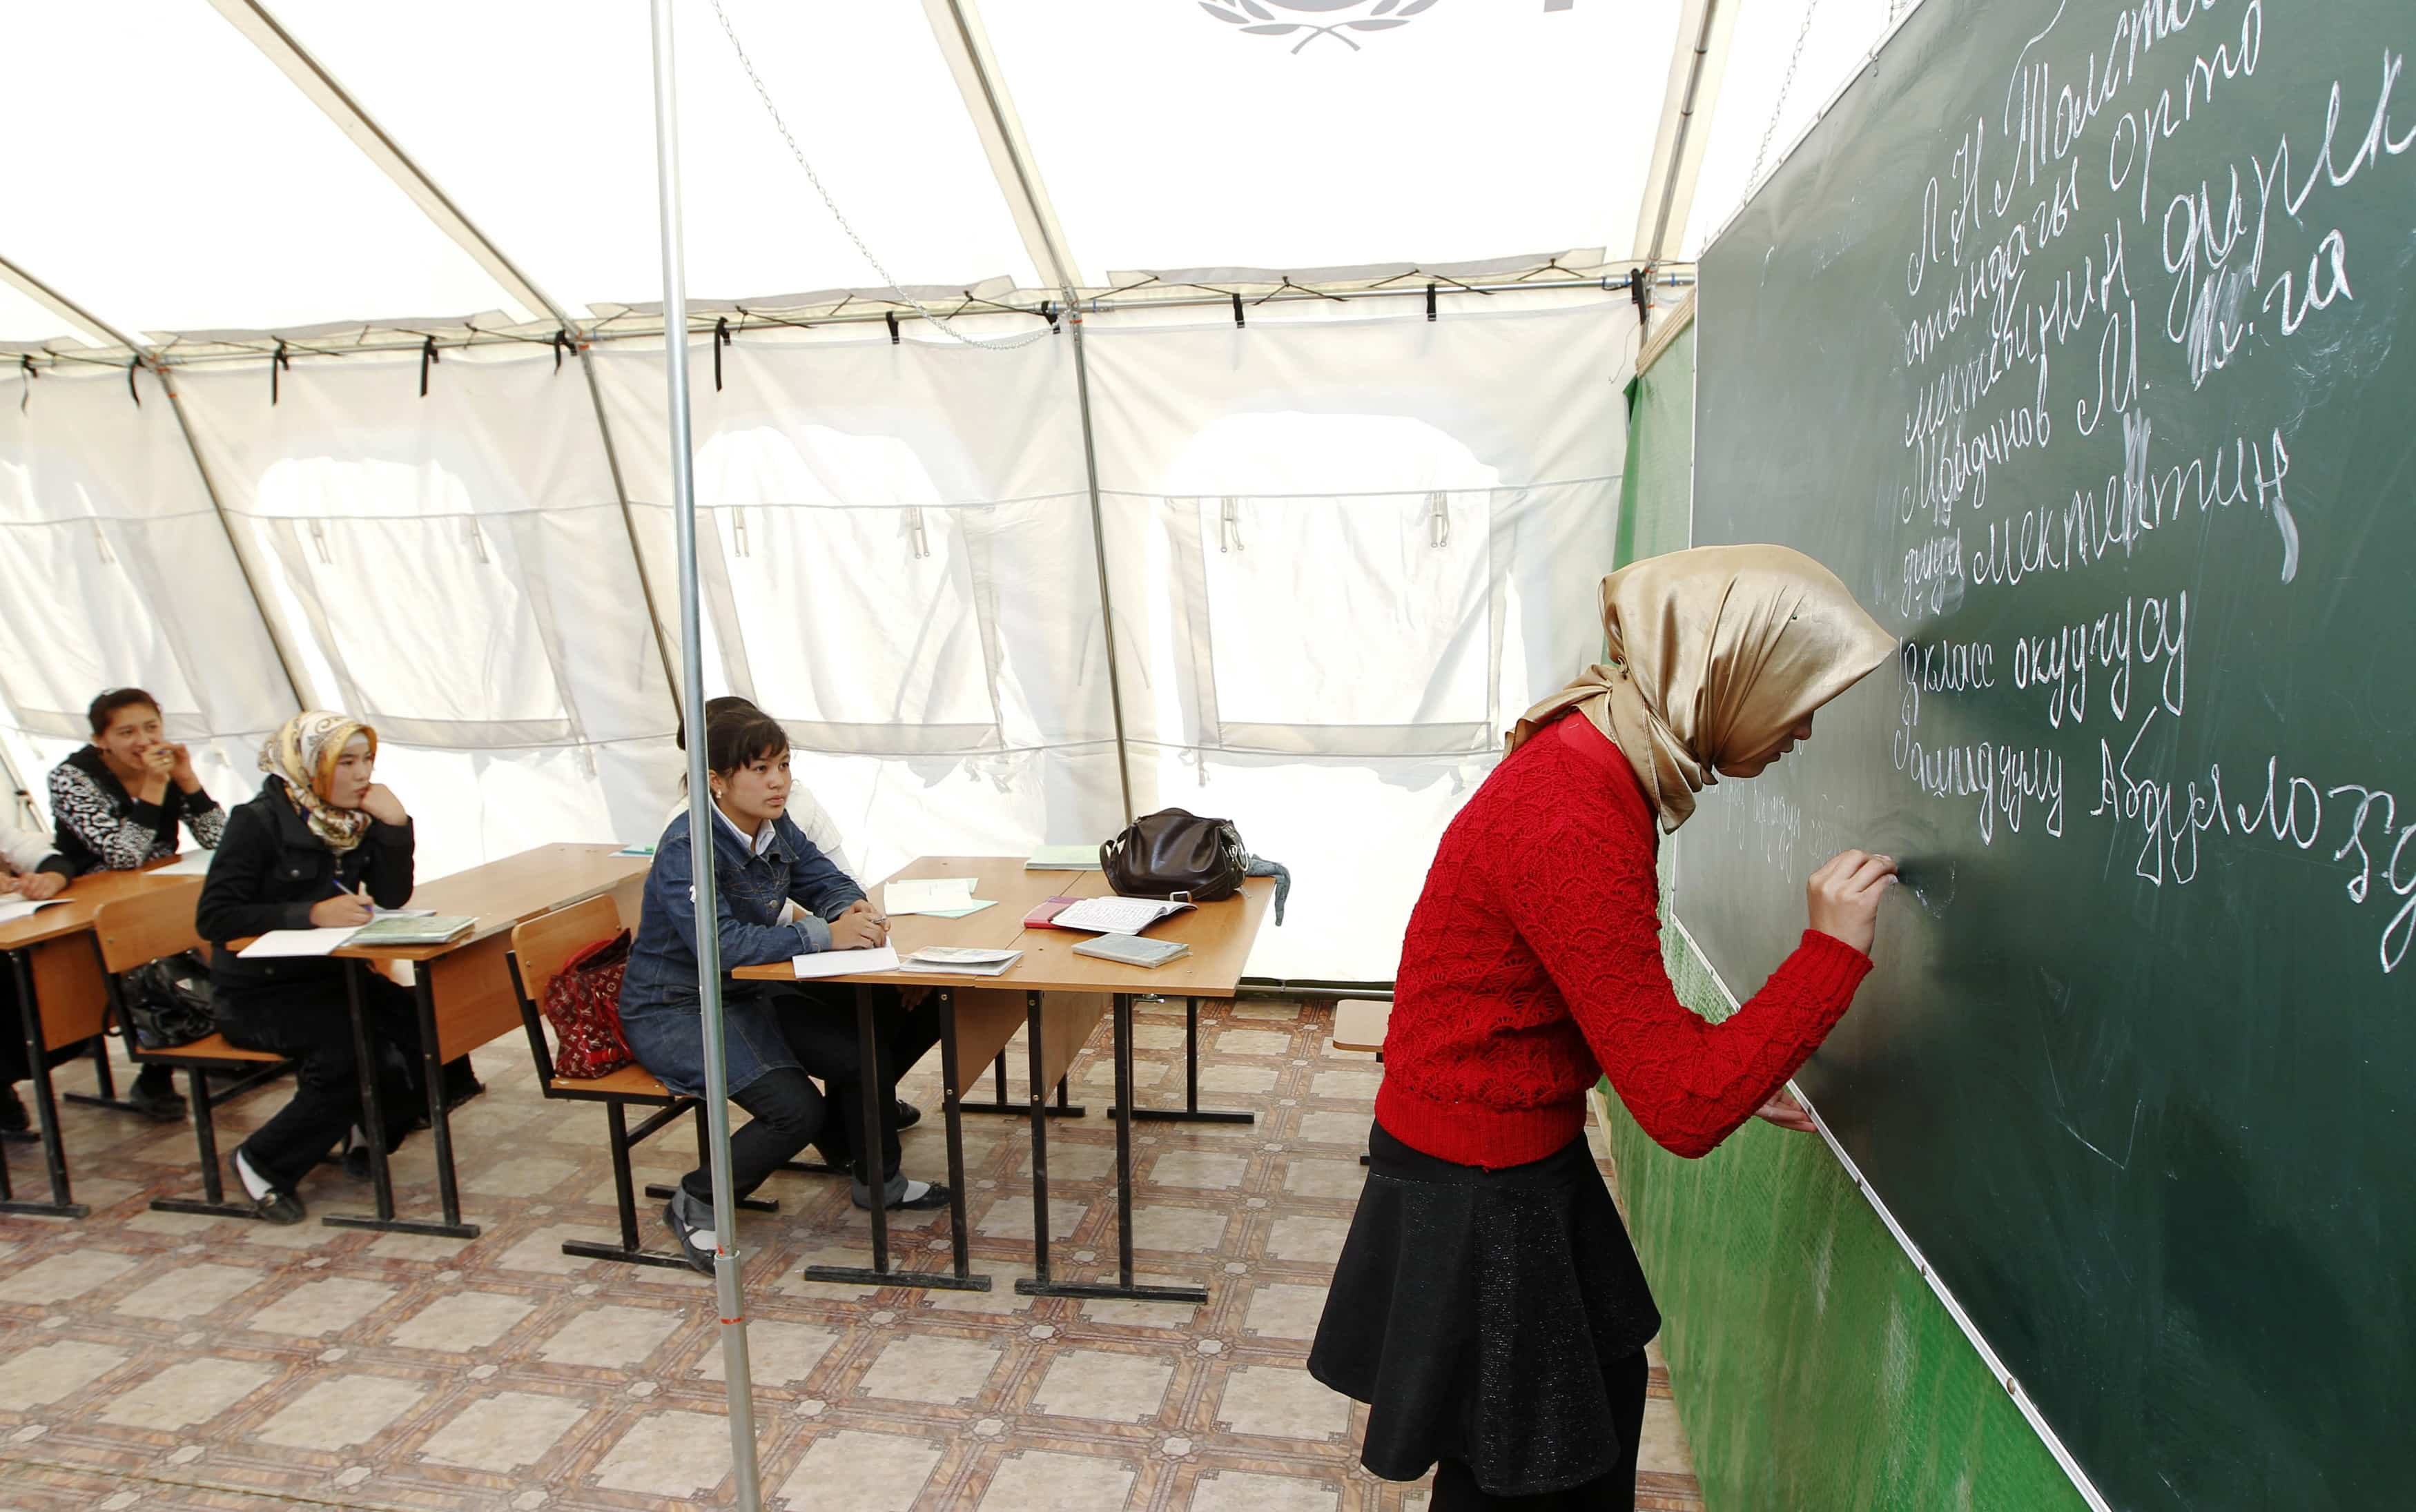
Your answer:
[616,804,864,1096]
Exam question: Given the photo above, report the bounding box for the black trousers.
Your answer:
[216,972,425,1194]
[790,984,939,1188]
[674,984,939,1204]
[1431,1349,1648,1511]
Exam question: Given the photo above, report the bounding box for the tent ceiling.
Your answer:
[0,2,518,340]
[979,1,1681,279]
[263,0,1040,316]
[0,0,1907,354]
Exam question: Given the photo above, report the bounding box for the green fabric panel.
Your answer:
[1618,324,1695,567]
[1615,377,1644,571]
[1601,919,2087,1512]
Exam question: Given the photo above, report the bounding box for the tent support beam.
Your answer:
[924,0,1084,292]
[206,0,554,324]
[577,345,688,727]
[1069,311,1136,825]
[0,253,309,715]
[208,0,685,727]
[925,0,1135,822]
[1633,0,1740,262]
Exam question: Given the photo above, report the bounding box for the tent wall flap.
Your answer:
[171,346,679,874]
[0,362,297,823]
[1089,303,1630,979]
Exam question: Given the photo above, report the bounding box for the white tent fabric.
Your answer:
[0,364,291,822]
[1091,304,1628,976]
[0,0,1908,977]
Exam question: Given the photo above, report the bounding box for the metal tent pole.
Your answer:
[1066,311,1135,825]
[648,3,760,1506]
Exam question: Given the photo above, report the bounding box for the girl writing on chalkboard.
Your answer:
[1312,544,1900,1511]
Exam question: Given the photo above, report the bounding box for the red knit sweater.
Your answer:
[1375,713,1873,1167]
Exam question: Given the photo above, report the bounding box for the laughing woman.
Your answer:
[1309,546,1902,1511]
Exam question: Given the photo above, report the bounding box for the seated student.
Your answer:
[195,712,433,1224]
[621,707,947,1275]
[664,694,919,1139]
[48,687,226,1120]
[1,820,76,1135]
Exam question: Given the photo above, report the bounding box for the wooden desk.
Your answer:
[311,843,652,1239]
[733,861,1276,1304]
[1,867,204,1217]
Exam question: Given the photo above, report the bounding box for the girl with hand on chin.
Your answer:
[48,687,228,1120]
[195,713,460,1224]
[619,707,948,1277]
[1311,546,1902,1512]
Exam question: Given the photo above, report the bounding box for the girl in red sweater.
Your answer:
[1311,544,1900,1511]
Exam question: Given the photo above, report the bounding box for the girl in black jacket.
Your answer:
[195,712,429,1224]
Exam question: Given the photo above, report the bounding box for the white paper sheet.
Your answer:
[884,876,977,915]
[238,927,366,958]
[0,898,65,925]
[790,944,902,980]
[153,851,217,876]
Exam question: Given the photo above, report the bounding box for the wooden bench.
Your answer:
[92,888,291,1220]
[507,896,712,1270]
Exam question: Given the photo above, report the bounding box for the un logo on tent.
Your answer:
[1198,0,1443,54]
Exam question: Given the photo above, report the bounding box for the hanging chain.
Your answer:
[706,0,1055,351]
[1744,0,1828,197]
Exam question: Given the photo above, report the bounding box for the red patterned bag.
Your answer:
[541,930,636,1079]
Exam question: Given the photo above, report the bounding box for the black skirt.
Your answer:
[1308,1121,1662,1495]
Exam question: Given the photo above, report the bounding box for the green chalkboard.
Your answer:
[1682,2,2416,1509]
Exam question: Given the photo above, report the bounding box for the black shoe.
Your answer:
[231,1156,305,1225]
[0,1086,27,1134]
[662,1196,717,1276]
[894,1097,922,1130]
[342,1141,374,1182]
[853,1178,953,1212]
[127,1078,187,1123]
[443,1068,485,1110]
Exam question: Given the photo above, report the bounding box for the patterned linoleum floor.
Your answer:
[0,999,1705,1511]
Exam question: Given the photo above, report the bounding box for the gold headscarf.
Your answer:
[1508,545,1896,833]
[260,711,380,853]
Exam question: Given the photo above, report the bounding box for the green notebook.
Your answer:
[347,914,476,948]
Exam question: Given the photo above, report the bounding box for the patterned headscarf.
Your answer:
[1507,545,1895,834]
[260,711,379,853]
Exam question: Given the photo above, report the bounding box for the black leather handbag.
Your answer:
[1101,808,1290,923]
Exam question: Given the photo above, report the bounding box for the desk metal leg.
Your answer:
[60,1025,124,1112]
[1020,991,1205,1304]
[1113,994,1254,1127]
[804,985,986,1293]
[1017,990,1053,1289]
[150,1065,259,1220]
[324,963,477,1239]
[956,1043,1087,1119]
[0,948,84,1218]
